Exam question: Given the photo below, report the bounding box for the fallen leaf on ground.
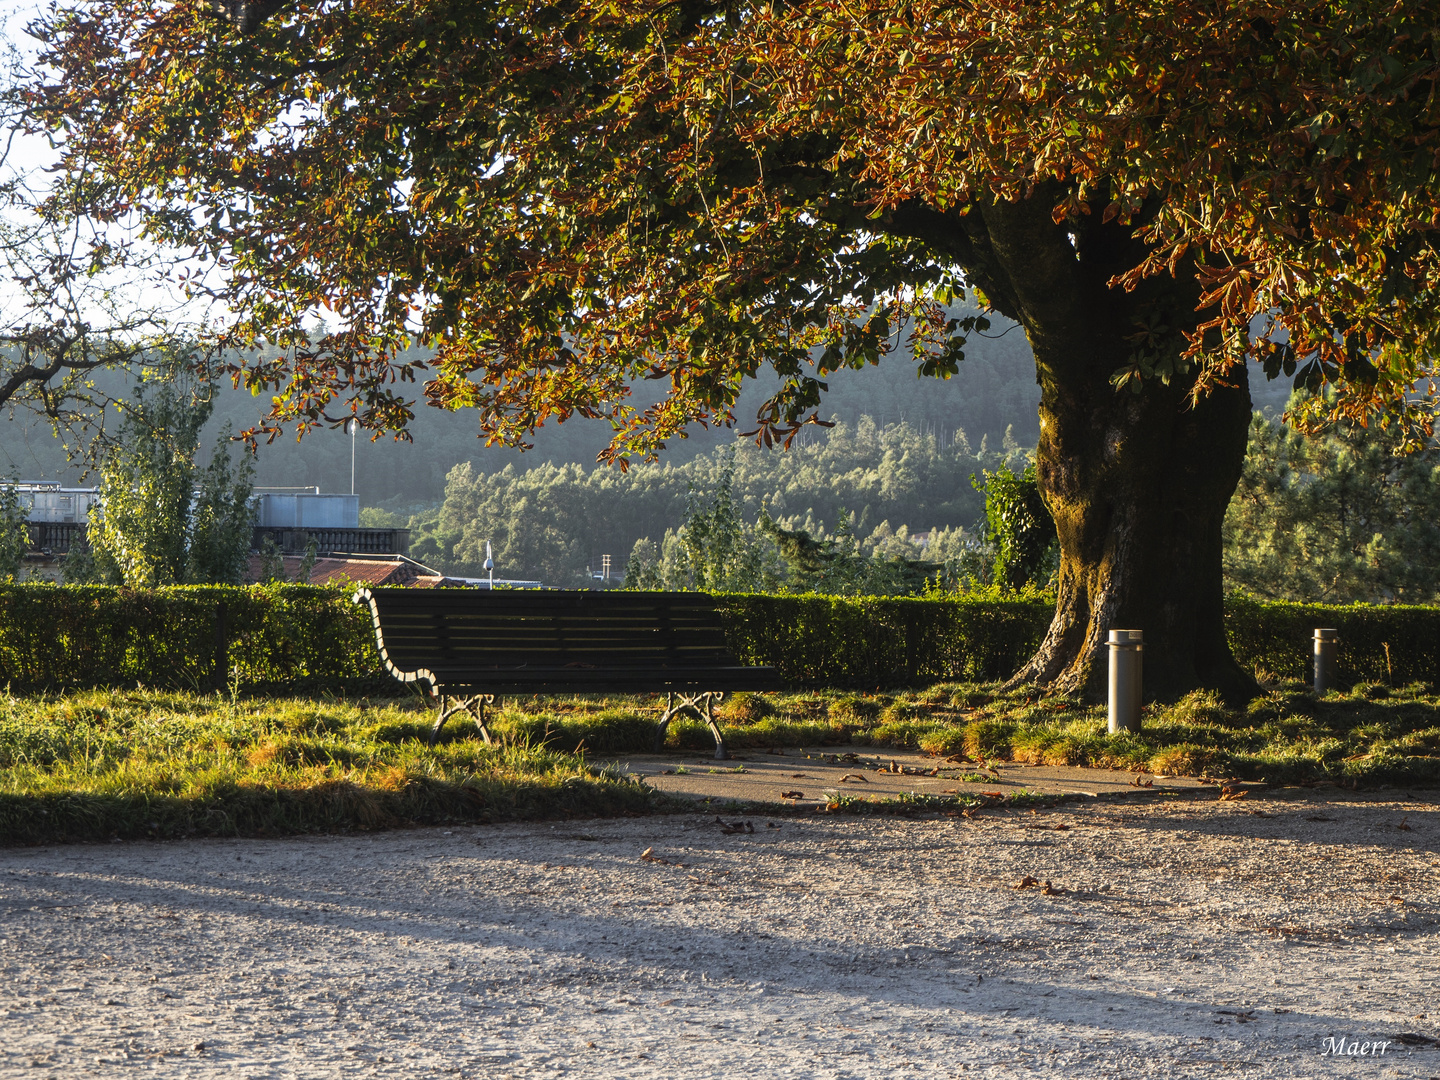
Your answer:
[1219,787,1248,801]
[639,847,684,867]
[715,817,754,834]
[789,773,813,779]
[839,773,868,783]
[1305,815,1335,822]
[1397,817,1412,831]
[1248,809,1275,818]
[780,790,804,800]
[1015,876,1040,890]
[1130,775,1154,788]
[1041,881,1066,896]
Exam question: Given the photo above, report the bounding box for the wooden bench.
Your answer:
[354,587,783,758]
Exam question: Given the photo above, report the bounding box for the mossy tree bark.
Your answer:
[889,187,1257,702]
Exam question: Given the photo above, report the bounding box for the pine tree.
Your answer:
[1223,409,1440,603]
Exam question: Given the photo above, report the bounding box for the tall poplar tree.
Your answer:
[80,382,255,586]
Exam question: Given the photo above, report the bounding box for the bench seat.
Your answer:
[355,587,783,756]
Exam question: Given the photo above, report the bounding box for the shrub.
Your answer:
[7,583,1440,698]
[1224,594,1440,688]
[0,583,382,694]
[716,593,1053,688]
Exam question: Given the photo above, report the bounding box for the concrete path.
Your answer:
[625,746,1218,807]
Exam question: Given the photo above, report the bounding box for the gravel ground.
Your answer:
[2,791,1439,1079]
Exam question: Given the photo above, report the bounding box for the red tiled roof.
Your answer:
[243,555,434,587]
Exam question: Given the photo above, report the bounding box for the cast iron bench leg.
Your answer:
[652,691,728,760]
[430,694,496,747]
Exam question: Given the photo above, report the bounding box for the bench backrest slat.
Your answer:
[355,587,779,694]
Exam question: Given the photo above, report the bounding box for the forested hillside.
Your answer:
[0,306,1050,507]
[5,303,1335,596]
[404,417,1034,583]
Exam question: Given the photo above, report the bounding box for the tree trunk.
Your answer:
[1011,357,1255,702]
[891,189,1258,702]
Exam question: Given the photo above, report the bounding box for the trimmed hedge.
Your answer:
[715,593,1052,687]
[1224,593,1440,687]
[0,584,384,694]
[2,584,1437,694]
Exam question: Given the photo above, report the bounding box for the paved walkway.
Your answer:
[627,746,1220,806]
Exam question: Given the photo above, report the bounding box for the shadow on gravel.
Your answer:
[1087,794,1440,855]
[7,845,1408,1052]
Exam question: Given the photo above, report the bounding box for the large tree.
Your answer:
[27,0,1440,698]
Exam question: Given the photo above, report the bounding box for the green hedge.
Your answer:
[0,584,384,694]
[2,584,1437,694]
[1224,593,1440,687]
[716,593,1052,687]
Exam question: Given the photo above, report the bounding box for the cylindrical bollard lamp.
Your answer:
[1313,628,1339,696]
[1107,629,1144,733]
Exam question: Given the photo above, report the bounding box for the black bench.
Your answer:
[354,587,783,758]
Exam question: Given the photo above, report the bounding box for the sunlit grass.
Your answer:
[0,689,657,844]
[487,681,1440,786]
[5,677,1439,845]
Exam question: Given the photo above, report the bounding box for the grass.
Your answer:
[486,680,1440,787]
[5,678,1440,845]
[0,689,661,845]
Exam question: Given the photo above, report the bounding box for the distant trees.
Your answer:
[67,383,255,586]
[1224,409,1440,604]
[624,450,788,592]
[410,418,1029,587]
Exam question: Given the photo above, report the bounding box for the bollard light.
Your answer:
[1107,629,1144,733]
[1313,628,1339,696]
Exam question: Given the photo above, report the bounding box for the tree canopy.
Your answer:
[26,0,1440,699]
[31,0,1440,453]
